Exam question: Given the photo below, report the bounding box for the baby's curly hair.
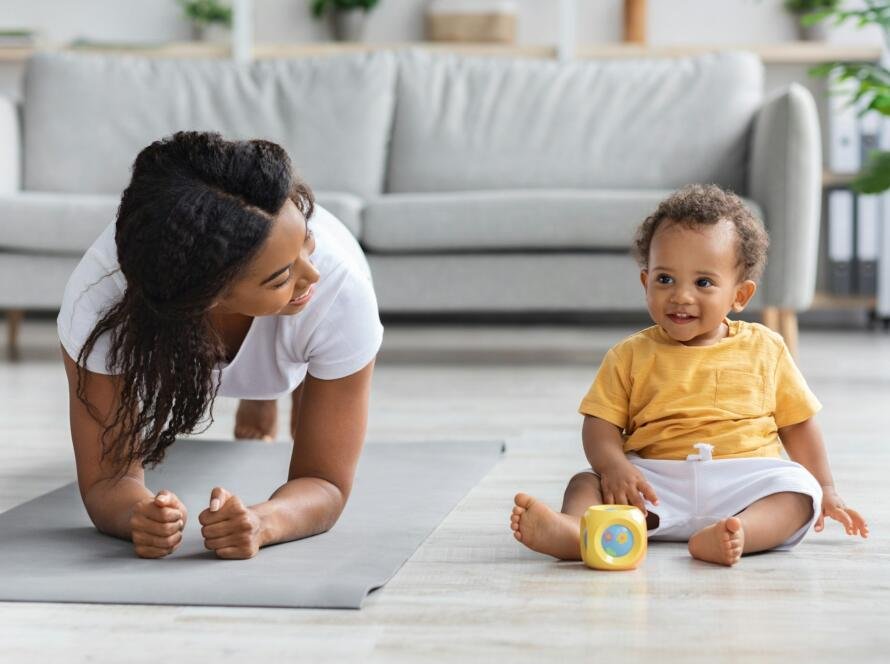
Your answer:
[632,184,769,282]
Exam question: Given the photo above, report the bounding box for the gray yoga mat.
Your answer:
[0,439,503,609]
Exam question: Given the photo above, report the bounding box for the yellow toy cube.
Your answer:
[580,505,647,570]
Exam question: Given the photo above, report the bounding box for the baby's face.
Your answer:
[641,219,755,346]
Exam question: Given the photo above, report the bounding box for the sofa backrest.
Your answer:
[23,52,397,198]
[387,50,763,194]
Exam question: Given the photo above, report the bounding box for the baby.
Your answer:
[511,184,868,566]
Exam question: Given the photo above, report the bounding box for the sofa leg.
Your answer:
[761,306,778,331]
[761,307,798,359]
[779,309,799,360]
[6,309,24,360]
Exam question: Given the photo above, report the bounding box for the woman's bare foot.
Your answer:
[234,399,278,441]
[510,493,582,560]
[688,517,745,566]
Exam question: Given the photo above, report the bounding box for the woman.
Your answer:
[58,132,383,559]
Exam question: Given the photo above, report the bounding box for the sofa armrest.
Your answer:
[748,83,822,311]
[0,95,21,193]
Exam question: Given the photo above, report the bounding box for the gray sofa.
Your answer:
[0,50,820,347]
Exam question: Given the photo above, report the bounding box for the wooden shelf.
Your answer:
[0,47,37,62]
[0,41,881,64]
[811,292,876,311]
[574,42,882,64]
[823,170,858,189]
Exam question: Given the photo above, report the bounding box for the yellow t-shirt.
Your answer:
[578,320,821,460]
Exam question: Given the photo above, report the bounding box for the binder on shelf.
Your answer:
[877,117,890,316]
[828,189,855,295]
[827,73,861,174]
[856,194,879,295]
[879,192,890,316]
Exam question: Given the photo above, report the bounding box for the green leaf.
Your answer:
[809,62,837,78]
[311,0,327,18]
[853,151,890,195]
[178,0,232,26]
[309,0,379,19]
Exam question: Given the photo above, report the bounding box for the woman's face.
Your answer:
[214,198,319,317]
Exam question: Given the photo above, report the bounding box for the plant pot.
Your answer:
[191,23,206,41]
[797,16,829,41]
[330,9,367,42]
[190,22,230,43]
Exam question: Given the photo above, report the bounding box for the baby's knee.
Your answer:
[788,491,815,524]
[564,471,603,500]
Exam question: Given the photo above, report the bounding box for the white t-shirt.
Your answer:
[57,205,384,399]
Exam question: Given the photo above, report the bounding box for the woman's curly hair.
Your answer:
[76,131,314,471]
[632,184,769,282]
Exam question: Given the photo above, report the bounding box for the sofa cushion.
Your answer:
[387,50,762,194]
[0,192,118,254]
[368,252,646,312]
[362,190,763,252]
[0,191,362,256]
[23,52,396,198]
[314,191,364,238]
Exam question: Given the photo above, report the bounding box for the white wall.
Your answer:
[0,0,882,46]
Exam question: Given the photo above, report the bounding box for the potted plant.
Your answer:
[810,1,890,194]
[310,0,381,42]
[178,0,233,41]
[785,0,840,40]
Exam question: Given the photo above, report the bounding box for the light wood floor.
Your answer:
[1,319,888,663]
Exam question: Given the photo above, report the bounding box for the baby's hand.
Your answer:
[816,487,868,538]
[598,459,659,515]
[199,487,264,559]
[129,490,187,558]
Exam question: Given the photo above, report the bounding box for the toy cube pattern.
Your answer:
[580,505,647,570]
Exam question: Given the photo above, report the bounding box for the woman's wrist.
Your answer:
[249,500,284,548]
[253,477,348,547]
[84,476,152,539]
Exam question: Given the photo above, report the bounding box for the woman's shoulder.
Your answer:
[309,205,373,282]
[57,221,124,372]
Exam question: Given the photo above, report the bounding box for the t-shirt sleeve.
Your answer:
[773,343,822,428]
[305,269,384,380]
[578,348,631,430]
[56,250,124,375]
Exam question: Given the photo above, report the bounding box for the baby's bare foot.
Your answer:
[688,517,745,566]
[234,399,278,441]
[510,493,581,560]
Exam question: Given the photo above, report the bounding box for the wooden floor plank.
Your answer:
[1,320,888,662]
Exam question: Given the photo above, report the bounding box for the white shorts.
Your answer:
[582,443,822,550]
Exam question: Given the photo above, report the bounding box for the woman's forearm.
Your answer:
[253,476,347,547]
[780,418,836,488]
[82,475,154,539]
